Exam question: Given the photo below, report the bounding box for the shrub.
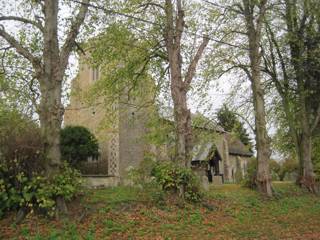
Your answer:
[151,161,203,202]
[60,126,99,166]
[242,158,257,189]
[0,162,82,217]
[126,157,166,205]
[0,109,82,218]
[0,108,43,175]
[128,156,157,185]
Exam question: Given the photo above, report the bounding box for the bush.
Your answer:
[127,159,203,203]
[126,157,166,205]
[60,126,99,166]
[128,156,157,185]
[0,162,82,217]
[242,158,257,189]
[0,109,82,218]
[151,161,203,202]
[0,108,43,175]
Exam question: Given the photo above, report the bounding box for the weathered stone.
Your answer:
[202,175,209,191]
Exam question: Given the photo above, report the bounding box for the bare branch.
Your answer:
[0,16,44,32]
[0,26,41,69]
[184,36,209,88]
[233,111,256,134]
[138,2,165,11]
[60,0,90,71]
[202,0,242,14]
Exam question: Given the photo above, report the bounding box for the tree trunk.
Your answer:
[39,81,63,177]
[164,0,208,168]
[279,173,286,181]
[40,0,61,176]
[251,72,273,197]
[284,0,317,193]
[298,125,318,193]
[0,0,89,216]
[243,0,272,197]
[171,88,192,167]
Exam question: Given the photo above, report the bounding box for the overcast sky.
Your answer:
[1,0,281,159]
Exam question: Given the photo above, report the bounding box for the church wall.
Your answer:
[64,59,116,175]
[64,54,252,184]
[228,155,249,183]
[118,101,149,179]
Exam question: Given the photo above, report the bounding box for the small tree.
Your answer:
[279,158,299,181]
[60,126,99,167]
[216,104,252,147]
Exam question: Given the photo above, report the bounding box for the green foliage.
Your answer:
[0,162,82,217]
[242,158,257,189]
[216,104,252,147]
[145,115,175,148]
[85,23,158,104]
[128,157,157,185]
[0,107,44,217]
[270,160,281,180]
[279,158,299,181]
[151,161,203,202]
[272,118,296,158]
[60,126,99,166]
[0,107,42,165]
[128,159,203,203]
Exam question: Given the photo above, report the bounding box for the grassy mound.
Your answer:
[1,182,320,239]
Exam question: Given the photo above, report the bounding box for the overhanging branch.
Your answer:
[60,0,90,71]
[184,36,209,88]
[0,16,44,32]
[0,25,41,70]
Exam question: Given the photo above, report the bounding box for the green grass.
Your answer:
[85,186,140,205]
[1,182,320,240]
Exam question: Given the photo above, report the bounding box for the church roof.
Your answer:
[191,134,253,162]
[226,134,253,157]
[158,105,253,161]
[192,142,214,161]
[158,106,225,133]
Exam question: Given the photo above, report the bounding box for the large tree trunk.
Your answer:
[39,82,63,178]
[251,62,272,196]
[298,120,317,193]
[0,0,89,217]
[243,0,272,197]
[171,88,192,167]
[284,0,317,193]
[253,85,272,197]
[265,1,318,193]
[164,0,208,168]
[40,0,64,178]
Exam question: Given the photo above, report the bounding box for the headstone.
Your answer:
[202,175,209,191]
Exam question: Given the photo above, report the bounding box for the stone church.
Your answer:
[64,55,253,187]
